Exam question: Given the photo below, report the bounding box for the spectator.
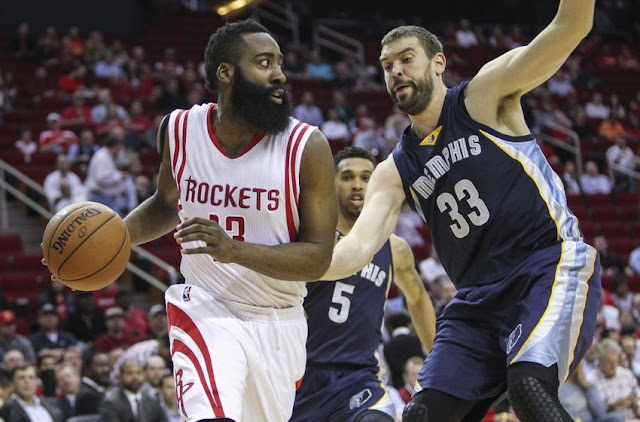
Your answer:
[57,64,87,97]
[573,107,598,142]
[596,45,618,69]
[383,311,425,389]
[99,360,167,422]
[398,356,423,404]
[11,22,35,59]
[154,78,188,112]
[282,49,306,79]
[67,291,106,343]
[305,50,334,80]
[94,50,125,79]
[42,155,85,213]
[0,370,11,412]
[141,355,166,396]
[0,310,35,363]
[110,335,171,387]
[91,88,128,125]
[93,306,136,354]
[158,374,180,422]
[61,91,92,129]
[125,100,153,151]
[629,244,640,276]
[38,280,75,327]
[612,274,633,312]
[75,351,110,415]
[115,289,150,344]
[618,45,639,70]
[547,70,575,97]
[67,128,98,176]
[85,136,126,215]
[147,305,167,340]
[2,349,25,373]
[293,91,324,127]
[562,161,582,194]
[599,114,628,141]
[14,128,37,164]
[590,339,640,420]
[594,235,626,277]
[559,361,624,422]
[353,117,389,159]
[580,161,613,195]
[33,26,60,67]
[39,113,79,154]
[321,108,351,142]
[154,48,184,80]
[455,19,478,48]
[54,363,81,420]
[0,364,64,422]
[606,136,635,192]
[331,90,355,127]
[332,61,356,93]
[67,26,84,57]
[96,104,127,138]
[585,93,610,120]
[37,351,58,397]
[621,335,640,380]
[418,244,448,285]
[384,106,411,147]
[29,304,78,358]
[29,66,56,104]
[62,346,83,375]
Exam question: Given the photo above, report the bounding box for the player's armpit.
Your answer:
[390,234,436,352]
[320,156,405,281]
[468,0,594,103]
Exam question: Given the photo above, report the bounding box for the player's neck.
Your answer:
[213,101,262,156]
[408,84,447,139]
[336,215,355,234]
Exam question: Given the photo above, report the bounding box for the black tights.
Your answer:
[402,363,573,422]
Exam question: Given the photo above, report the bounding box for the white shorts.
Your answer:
[165,284,307,422]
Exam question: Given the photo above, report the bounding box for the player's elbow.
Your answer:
[307,246,333,279]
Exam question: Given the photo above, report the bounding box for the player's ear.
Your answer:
[217,63,234,86]
[433,52,446,77]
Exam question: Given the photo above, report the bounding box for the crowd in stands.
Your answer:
[0,9,638,421]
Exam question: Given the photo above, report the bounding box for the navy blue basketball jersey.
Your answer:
[304,237,393,367]
[392,82,581,289]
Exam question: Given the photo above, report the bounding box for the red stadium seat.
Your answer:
[599,221,628,238]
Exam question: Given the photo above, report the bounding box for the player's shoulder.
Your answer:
[168,102,215,119]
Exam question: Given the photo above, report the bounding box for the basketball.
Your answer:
[42,201,131,291]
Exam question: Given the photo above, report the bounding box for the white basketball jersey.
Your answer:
[167,103,316,308]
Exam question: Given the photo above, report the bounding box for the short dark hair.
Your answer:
[334,146,376,167]
[386,310,411,332]
[10,363,35,381]
[204,19,269,91]
[381,26,443,59]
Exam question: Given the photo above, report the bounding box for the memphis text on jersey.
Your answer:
[412,134,482,200]
[183,176,280,211]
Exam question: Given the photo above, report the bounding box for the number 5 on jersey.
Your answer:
[328,282,355,323]
[209,214,246,241]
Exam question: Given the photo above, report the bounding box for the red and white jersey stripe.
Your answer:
[167,103,316,308]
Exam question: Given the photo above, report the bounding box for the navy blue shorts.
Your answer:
[416,241,601,400]
[291,365,395,422]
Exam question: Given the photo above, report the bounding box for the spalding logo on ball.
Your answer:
[42,201,131,291]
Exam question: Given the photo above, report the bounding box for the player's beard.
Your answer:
[390,63,434,116]
[231,68,292,134]
[338,196,362,221]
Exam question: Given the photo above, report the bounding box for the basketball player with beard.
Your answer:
[320,1,601,421]
[122,20,337,422]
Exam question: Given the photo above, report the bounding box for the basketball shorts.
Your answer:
[416,240,601,401]
[291,365,396,422]
[165,284,307,422]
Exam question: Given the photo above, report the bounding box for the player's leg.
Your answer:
[166,285,250,422]
[403,295,510,422]
[505,241,601,422]
[354,409,395,421]
[507,362,572,421]
[402,389,479,422]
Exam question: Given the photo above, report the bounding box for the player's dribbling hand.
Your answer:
[174,217,237,263]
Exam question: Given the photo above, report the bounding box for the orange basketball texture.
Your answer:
[42,202,131,291]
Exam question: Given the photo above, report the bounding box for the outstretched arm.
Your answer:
[390,234,436,352]
[176,130,338,281]
[467,0,594,103]
[124,115,179,245]
[320,155,406,280]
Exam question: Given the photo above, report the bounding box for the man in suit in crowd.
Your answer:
[98,359,167,422]
[54,362,81,420]
[75,351,111,415]
[0,363,64,422]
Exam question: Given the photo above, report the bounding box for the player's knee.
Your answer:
[354,409,395,422]
[402,400,430,422]
[507,362,559,403]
